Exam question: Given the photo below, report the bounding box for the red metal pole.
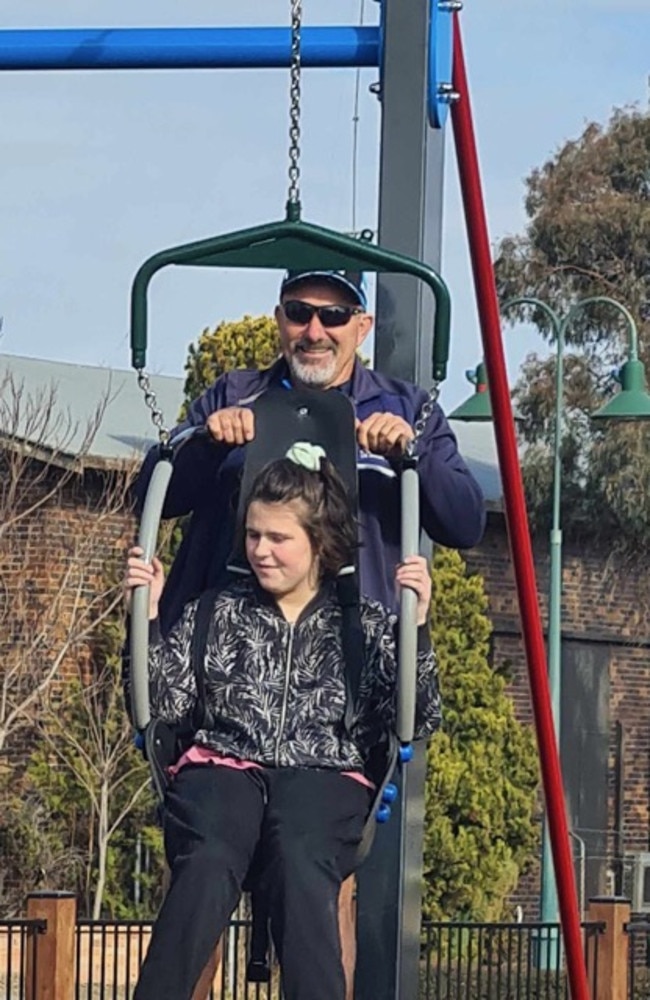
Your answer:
[451,18,590,1000]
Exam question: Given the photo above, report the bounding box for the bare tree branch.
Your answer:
[0,374,137,754]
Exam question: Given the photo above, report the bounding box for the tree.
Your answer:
[423,548,538,921]
[181,314,280,413]
[0,371,164,915]
[493,106,650,556]
[0,372,128,755]
[0,784,84,916]
[26,618,160,919]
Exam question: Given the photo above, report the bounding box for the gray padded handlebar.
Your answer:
[130,459,173,730]
[130,426,204,731]
[396,464,420,744]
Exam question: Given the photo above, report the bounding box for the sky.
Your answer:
[1,0,648,412]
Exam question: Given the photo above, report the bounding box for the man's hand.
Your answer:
[356,413,414,458]
[207,407,256,446]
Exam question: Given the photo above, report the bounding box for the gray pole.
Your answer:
[355,0,446,997]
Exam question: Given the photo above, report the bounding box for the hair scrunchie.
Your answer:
[285,441,327,471]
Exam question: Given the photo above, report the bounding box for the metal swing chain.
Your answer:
[407,381,441,458]
[136,369,171,447]
[135,0,303,451]
[285,0,438,458]
[287,0,302,212]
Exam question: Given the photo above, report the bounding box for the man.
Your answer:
[137,268,485,634]
[134,268,485,999]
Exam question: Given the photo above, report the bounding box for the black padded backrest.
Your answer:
[236,387,358,524]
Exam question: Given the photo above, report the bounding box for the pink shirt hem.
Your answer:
[168,744,374,788]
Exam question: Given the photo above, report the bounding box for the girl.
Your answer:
[125,455,440,1000]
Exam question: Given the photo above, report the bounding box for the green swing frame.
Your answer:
[130,215,452,383]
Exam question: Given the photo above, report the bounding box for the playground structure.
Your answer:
[1,4,592,999]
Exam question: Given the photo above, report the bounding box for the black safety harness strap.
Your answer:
[190,588,220,732]
[335,569,365,733]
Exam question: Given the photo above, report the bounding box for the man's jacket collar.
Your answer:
[253,357,384,406]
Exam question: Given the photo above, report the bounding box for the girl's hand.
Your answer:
[395,555,431,626]
[124,546,165,620]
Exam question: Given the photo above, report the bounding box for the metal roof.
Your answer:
[449,419,502,506]
[0,353,185,468]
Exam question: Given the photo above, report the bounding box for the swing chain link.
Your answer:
[136,369,171,447]
[407,381,441,458]
[287,0,302,208]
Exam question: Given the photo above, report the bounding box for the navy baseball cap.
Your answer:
[280,269,368,310]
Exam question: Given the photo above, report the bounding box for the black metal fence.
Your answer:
[420,920,604,1000]
[74,918,282,1000]
[0,919,45,1000]
[75,920,149,1000]
[73,917,605,1000]
[0,914,620,1000]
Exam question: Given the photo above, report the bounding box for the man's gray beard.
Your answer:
[288,351,338,387]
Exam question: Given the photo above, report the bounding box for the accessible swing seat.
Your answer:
[131,385,422,983]
[126,0,449,984]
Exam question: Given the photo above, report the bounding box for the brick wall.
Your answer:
[465,512,650,917]
[0,456,135,761]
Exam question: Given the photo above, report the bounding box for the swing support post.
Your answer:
[355,2,447,998]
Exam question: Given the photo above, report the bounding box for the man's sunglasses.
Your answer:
[282,300,363,329]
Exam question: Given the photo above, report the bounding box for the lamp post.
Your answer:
[451,296,650,967]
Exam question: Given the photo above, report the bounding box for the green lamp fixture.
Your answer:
[449,362,492,421]
[451,294,650,424]
[591,358,650,421]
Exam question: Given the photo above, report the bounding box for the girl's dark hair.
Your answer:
[244,457,358,577]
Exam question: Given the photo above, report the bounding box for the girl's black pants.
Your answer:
[133,764,369,1000]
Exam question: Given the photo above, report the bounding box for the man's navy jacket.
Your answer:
[135,359,486,635]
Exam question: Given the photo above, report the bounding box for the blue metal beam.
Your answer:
[0,26,379,71]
